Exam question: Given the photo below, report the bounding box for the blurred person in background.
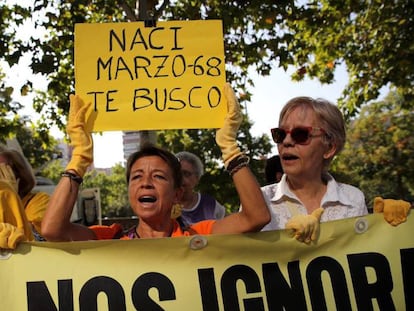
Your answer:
[0,145,50,249]
[175,151,226,227]
[264,155,284,184]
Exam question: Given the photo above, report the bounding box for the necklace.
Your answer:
[131,224,174,239]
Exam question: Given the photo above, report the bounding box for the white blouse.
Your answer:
[261,174,368,231]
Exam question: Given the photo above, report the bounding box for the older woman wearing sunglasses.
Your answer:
[260,96,368,243]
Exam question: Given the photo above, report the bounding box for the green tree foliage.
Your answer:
[0,97,59,169]
[287,1,414,118]
[39,159,65,184]
[0,0,295,130]
[11,125,59,170]
[332,92,414,207]
[1,1,413,214]
[1,0,412,126]
[82,164,131,217]
[0,79,22,138]
[1,4,58,168]
[0,64,24,142]
[40,161,130,217]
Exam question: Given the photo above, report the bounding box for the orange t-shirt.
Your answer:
[90,219,215,240]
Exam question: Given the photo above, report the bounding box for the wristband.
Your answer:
[61,171,83,184]
[227,155,250,176]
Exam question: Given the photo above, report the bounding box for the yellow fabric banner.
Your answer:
[74,20,226,132]
[1,213,413,310]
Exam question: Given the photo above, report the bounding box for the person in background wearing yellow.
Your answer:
[0,146,50,249]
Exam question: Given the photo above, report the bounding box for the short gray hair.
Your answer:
[279,96,346,169]
[175,151,204,178]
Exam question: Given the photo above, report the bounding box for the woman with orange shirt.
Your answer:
[41,84,270,241]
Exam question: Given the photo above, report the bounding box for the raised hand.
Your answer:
[65,94,93,177]
[215,83,243,168]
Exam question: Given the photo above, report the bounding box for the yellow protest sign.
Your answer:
[74,20,226,132]
[1,213,413,310]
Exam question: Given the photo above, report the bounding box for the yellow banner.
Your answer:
[1,213,413,310]
[74,20,226,132]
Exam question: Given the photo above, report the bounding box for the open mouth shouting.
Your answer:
[139,195,157,204]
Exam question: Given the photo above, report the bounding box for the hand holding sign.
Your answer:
[215,83,243,168]
[65,95,93,177]
[374,196,411,226]
[285,207,324,244]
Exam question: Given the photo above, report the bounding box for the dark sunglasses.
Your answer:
[271,126,327,145]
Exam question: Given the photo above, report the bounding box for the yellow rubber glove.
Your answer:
[215,83,243,168]
[0,222,25,249]
[285,207,324,244]
[0,163,18,193]
[373,197,411,226]
[65,94,93,177]
[0,181,34,241]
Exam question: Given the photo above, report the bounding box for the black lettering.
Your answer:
[148,28,164,50]
[27,279,73,311]
[97,57,113,80]
[401,248,414,310]
[207,86,221,108]
[221,264,265,311]
[134,56,152,78]
[115,57,134,80]
[109,29,126,52]
[106,90,118,112]
[131,272,176,310]
[348,252,395,311]
[198,268,219,311]
[153,55,169,78]
[188,86,202,108]
[133,88,153,110]
[87,91,105,111]
[192,55,205,75]
[170,27,183,50]
[130,28,148,50]
[154,88,168,111]
[168,88,186,110]
[262,261,306,310]
[79,276,125,311]
[206,57,222,76]
[171,55,186,77]
[132,87,221,111]
[307,256,352,311]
